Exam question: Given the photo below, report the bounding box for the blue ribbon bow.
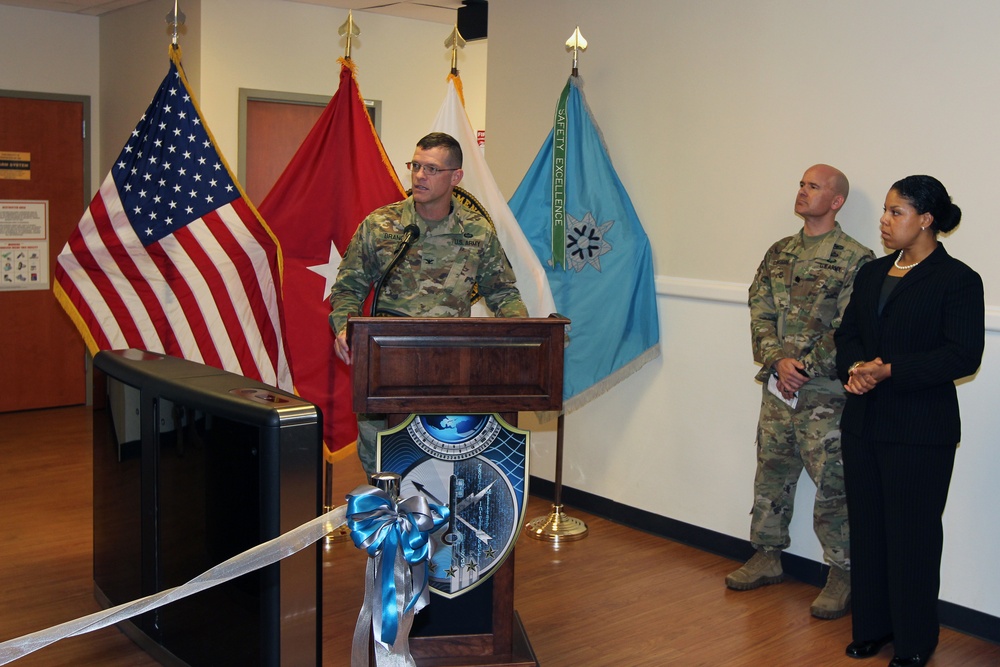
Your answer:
[347,485,449,647]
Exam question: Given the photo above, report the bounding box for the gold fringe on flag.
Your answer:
[447,71,466,109]
[341,57,404,191]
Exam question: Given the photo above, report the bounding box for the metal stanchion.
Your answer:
[524,414,588,542]
[370,471,401,498]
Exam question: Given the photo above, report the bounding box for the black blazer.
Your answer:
[835,244,984,445]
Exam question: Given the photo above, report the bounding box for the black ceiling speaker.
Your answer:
[457,0,488,41]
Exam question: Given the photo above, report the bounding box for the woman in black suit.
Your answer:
[834,175,984,667]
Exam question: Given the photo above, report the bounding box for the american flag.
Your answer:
[54,47,292,390]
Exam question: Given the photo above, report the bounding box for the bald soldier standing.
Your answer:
[726,165,874,620]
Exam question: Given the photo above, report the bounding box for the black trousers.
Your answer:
[841,432,956,657]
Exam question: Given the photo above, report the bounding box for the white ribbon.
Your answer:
[351,549,419,667]
[0,505,348,665]
[346,486,448,667]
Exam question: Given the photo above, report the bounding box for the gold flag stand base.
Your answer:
[324,505,351,544]
[323,460,351,544]
[524,414,589,543]
[525,503,588,542]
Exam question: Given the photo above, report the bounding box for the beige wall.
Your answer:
[100,0,202,177]
[487,0,1000,295]
[487,0,1000,618]
[3,0,999,621]
[197,0,487,188]
[0,5,101,187]
[0,0,486,190]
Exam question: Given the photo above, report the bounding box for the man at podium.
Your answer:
[329,131,527,474]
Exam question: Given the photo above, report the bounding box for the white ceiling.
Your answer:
[0,0,467,23]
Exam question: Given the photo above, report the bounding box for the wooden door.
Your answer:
[243,90,384,208]
[244,98,327,206]
[0,95,87,412]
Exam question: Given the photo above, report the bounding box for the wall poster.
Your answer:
[0,200,49,291]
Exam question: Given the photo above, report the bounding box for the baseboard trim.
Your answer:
[528,476,1000,645]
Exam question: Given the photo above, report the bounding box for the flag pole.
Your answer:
[165,0,184,46]
[524,413,588,541]
[324,461,351,544]
[445,25,466,76]
[566,25,587,77]
[324,11,365,546]
[524,28,591,543]
[339,10,359,60]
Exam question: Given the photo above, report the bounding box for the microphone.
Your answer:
[371,225,420,316]
[399,224,420,247]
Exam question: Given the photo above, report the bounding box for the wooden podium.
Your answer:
[348,316,568,667]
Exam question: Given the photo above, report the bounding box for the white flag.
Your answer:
[430,75,557,318]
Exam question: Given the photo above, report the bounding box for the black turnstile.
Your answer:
[92,349,322,667]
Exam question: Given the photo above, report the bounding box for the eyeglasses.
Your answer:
[405,161,459,177]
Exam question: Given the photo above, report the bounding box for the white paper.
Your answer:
[767,374,798,409]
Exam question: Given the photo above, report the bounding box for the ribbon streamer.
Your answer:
[347,485,449,667]
[0,505,347,665]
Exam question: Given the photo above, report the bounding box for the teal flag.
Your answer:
[509,76,660,412]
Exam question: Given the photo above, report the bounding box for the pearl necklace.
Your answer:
[894,250,920,271]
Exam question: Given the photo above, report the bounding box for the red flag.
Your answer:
[54,46,293,391]
[258,58,404,459]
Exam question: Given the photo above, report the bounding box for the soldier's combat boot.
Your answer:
[810,565,851,619]
[725,548,784,590]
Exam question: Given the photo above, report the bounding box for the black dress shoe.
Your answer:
[888,654,931,667]
[845,634,893,659]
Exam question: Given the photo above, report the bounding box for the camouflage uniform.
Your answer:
[747,223,873,569]
[329,195,526,335]
[329,195,527,474]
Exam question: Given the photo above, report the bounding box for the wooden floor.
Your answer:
[1,406,998,666]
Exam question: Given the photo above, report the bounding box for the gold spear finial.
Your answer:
[445,26,467,75]
[565,26,588,77]
[339,10,361,59]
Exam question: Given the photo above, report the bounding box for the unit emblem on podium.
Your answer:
[377,413,528,598]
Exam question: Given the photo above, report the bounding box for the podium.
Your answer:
[348,316,568,667]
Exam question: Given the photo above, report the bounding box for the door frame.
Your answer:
[236,87,382,186]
